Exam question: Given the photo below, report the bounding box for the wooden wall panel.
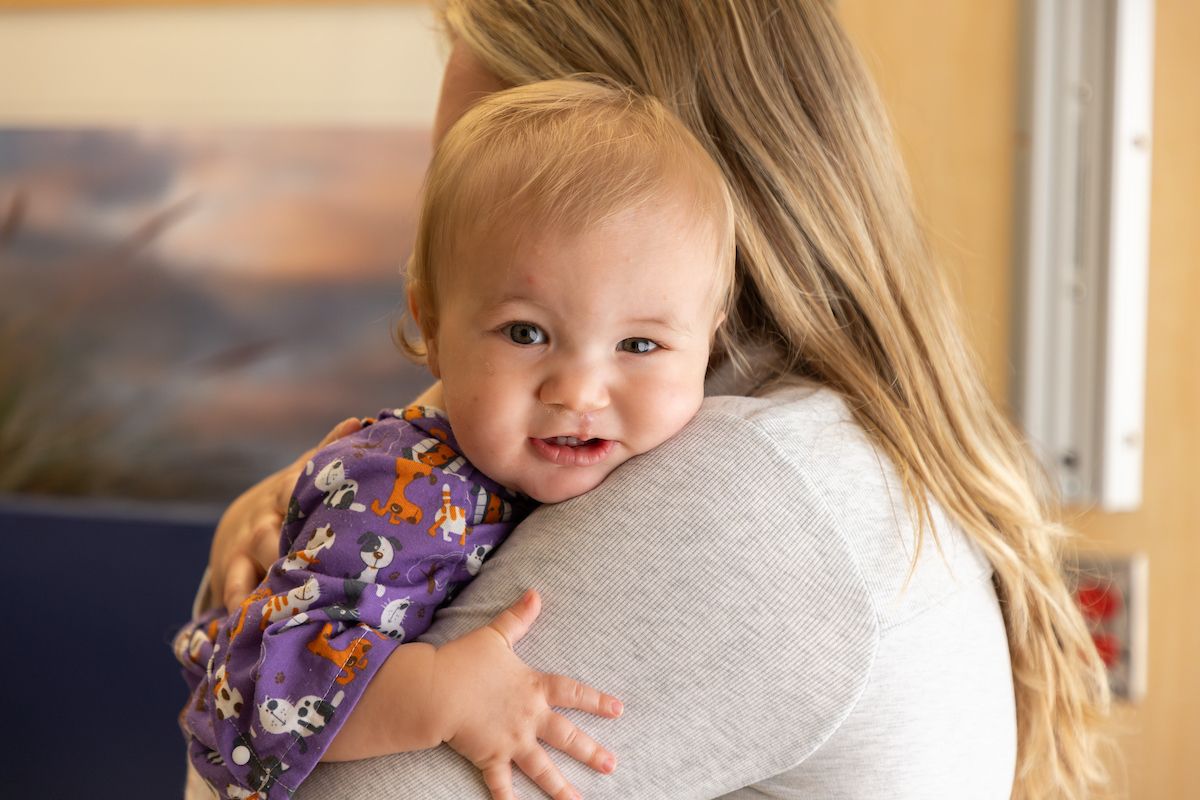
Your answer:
[839,0,1019,403]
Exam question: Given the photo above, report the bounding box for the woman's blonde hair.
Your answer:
[405,78,735,352]
[439,0,1113,796]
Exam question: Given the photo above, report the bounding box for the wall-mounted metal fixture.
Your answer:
[1013,0,1155,511]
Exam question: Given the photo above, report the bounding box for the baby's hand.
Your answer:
[434,589,622,800]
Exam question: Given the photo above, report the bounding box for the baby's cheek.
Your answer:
[464,395,527,478]
[628,379,704,450]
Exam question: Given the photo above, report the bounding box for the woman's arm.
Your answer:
[296,399,880,799]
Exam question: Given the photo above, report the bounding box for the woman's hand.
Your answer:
[208,416,364,611]
[437,589,622,800]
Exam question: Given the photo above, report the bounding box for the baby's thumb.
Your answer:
[487,589,542,649]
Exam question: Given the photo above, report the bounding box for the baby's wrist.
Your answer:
[427,643,468,745]
[357,640,448,755]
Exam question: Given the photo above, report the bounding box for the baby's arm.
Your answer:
[323,589,622,800]
[177,413,619,799]
[177,421,445,797]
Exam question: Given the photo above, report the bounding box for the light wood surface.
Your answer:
[840,1,1199,797]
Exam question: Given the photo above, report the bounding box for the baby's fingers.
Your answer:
[515,746,581,800]
[488,588,542,649]
[481,762,516,800]
[543,673,624,719]
[540,711,617,775]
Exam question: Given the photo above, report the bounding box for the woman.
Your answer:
[200,2,1111,797]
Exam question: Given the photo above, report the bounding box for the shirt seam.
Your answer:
[698,407,882,779]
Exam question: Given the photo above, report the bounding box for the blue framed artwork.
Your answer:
[0,128,433,504]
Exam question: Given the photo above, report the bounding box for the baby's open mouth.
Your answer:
[529,436,616,466]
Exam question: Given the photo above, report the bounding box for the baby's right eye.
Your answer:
[502,322,546,346]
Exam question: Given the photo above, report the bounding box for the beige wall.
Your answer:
[0,3,444,125]
[840,1,1200,797]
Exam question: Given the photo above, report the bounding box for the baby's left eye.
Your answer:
[618,338,658,354]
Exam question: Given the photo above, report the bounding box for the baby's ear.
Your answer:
[425,336,441,378]
[406,283,424,330]
[407,285,440,376]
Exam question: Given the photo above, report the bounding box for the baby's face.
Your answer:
[424,204,724,504]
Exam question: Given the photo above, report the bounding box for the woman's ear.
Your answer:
[408,285,440,377]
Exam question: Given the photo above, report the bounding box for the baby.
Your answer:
[175,78,734,800]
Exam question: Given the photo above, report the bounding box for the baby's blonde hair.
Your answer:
[402,78,735,356]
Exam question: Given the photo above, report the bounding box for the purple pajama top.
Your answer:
[174,405,530,799]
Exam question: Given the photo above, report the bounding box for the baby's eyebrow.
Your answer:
[486,294,549,313]
[626,315,690,335]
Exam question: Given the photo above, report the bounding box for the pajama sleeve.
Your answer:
[173,411,520,800]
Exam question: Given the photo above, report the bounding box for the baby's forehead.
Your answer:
[458,204,720,271]
[439,213,726,326]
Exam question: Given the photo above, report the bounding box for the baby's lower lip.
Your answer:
[529,437,616,466]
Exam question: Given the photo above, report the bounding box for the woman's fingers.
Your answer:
[271,463,300,518]
[273,417,363,515]
[539,711,617,775]
[222,552,262,610]
[480,762,516,800]
[250,512,282,567]
[487,589,542,649]
[319,416,364,448]
[542,673,623,718]
[514,746,581,800]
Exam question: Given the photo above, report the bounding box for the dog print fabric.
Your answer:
[174,406,529,799]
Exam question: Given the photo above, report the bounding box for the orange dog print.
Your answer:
[370,457,434,525]
[229,585,273,646]
[305,622,384,686]
[406,437,466,474]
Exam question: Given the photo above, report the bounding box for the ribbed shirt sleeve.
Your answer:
[297,401,879,799]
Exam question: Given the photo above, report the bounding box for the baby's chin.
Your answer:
[519,468,617,505]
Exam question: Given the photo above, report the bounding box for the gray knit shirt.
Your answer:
[269,385,1016,798]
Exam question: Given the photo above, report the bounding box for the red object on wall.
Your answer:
[1076,582,1122,621]
[1092,632,1121,667]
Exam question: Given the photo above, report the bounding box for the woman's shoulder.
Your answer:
[670,381,881,512]
[677,382,996,632]
[698,381,859,457]
[699,380,899,468]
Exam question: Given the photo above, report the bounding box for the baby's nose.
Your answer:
[538,363,609,413]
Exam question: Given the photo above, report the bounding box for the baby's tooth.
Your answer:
[549,436,583,446]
